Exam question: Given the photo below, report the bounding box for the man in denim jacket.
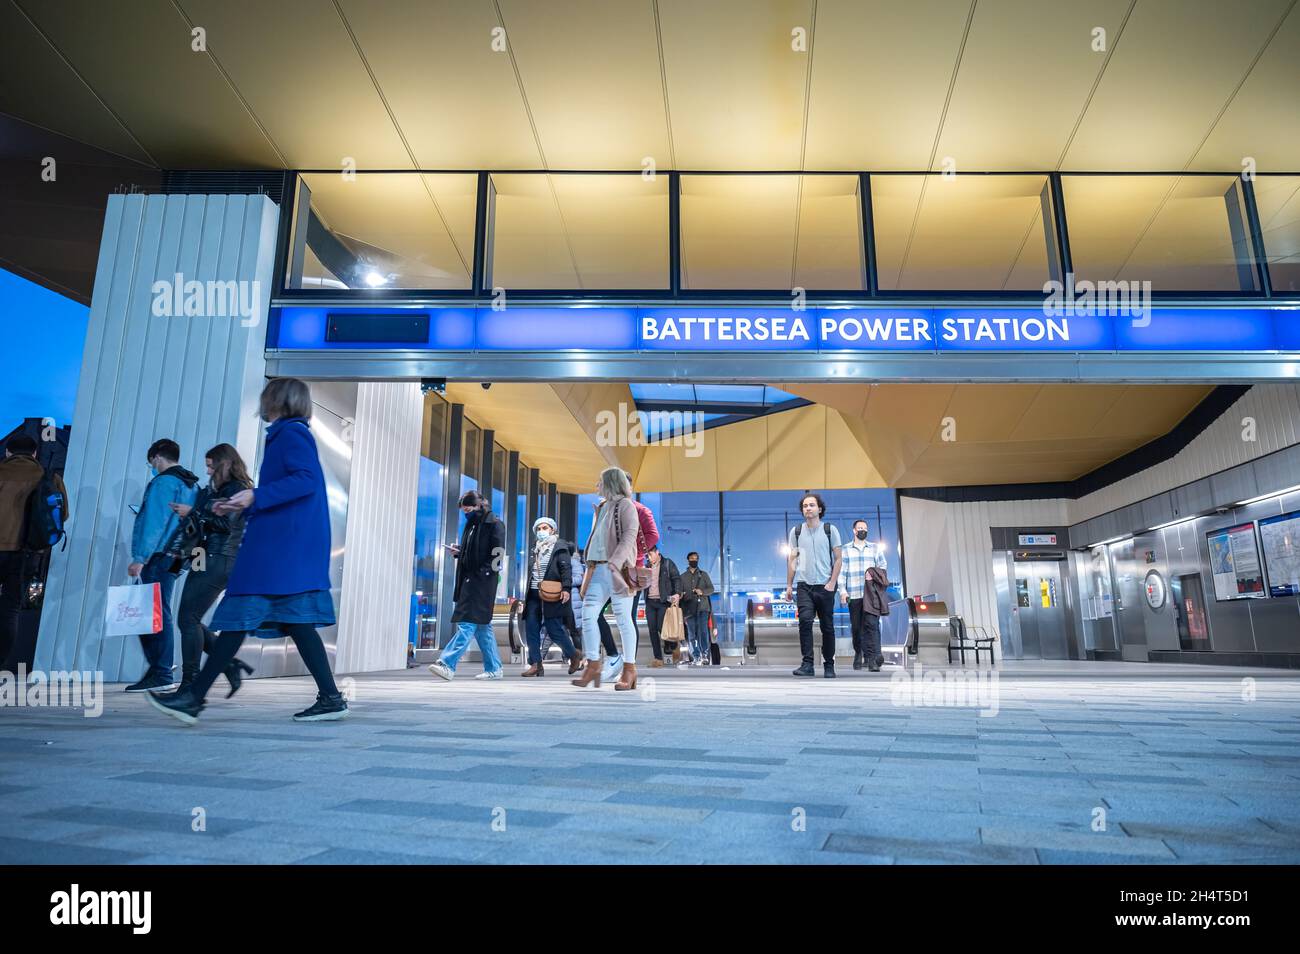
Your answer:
[125,438,198,692]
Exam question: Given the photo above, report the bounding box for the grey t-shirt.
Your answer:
[788,521,842,585]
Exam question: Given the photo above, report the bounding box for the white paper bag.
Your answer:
[104,581,162,637]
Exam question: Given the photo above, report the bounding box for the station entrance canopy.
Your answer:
[267,302,1300,383]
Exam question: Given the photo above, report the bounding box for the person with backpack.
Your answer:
[783,492,843,678]
[161,443,255,697]
[125,438,199,692]
[679,551,714,667]
[0,434,70,670]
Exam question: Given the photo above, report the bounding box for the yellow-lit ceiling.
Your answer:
[5,1,1298,293]
[442,381,1213,492]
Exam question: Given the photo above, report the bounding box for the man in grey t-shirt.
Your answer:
[782,492,843,678]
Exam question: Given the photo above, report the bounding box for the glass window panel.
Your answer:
[421,392,448,464]
[681,175,863,289]
[290,173,476,290]
[461,423,480,490]
[412,456,444,649]
[692,385,766,404]
[629,382,695,402]
[1253,175,1300,294]
[1062,175,1258,292]
[872,174,1052,291]
[639,492,721,582]
[490,174,668,289]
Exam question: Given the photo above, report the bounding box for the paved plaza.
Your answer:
[2,662,1300,865]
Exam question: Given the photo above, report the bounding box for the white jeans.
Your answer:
[581,563,637,662]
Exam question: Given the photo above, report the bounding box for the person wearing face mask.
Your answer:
[519,517,582,677]
[124,438,199,693]
[679,551,714,667]
[838,519,890,671]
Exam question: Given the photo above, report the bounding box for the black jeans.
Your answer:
[796,581,836,667]
[176,553,233,672]
[192,623,338,703]
[523,592,577,664]
[0,550,24,670]
[598,590,640,657]
[849,597,882,665]
[643,598,670,660]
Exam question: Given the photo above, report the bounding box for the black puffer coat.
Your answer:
[452,509,506,625]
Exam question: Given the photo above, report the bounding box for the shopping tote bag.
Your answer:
[104,581,163,636]
[660,604,685,643]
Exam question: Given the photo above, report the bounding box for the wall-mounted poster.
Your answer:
[1258,510,1300,597]
[1206,522,1267,601]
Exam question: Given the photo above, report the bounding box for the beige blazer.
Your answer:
[583,495,639,596]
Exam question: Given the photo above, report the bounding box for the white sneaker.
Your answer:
[474,670,504,680]
[601,654,623,683]
[428,661,454,681]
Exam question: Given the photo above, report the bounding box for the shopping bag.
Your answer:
[104,581,162,636]
[660,604,685,642]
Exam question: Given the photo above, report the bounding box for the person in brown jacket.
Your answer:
[0,434,69,668]
[572,466,641,691]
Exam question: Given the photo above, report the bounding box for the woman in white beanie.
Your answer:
[520,516,582,676]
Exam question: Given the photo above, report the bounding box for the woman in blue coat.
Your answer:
[148,378,348,725]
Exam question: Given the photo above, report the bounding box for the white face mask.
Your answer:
[536,529,552,540]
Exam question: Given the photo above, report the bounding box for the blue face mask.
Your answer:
[148,463,158,478]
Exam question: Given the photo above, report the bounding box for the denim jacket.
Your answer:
[131,466,199,564]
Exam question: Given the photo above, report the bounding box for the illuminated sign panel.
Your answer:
[270,305,1300,353]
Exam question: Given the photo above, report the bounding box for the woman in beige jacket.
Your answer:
[572,467,641,690]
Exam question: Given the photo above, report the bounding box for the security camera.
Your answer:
[481,382,492,390]
[1214,506,1230,514]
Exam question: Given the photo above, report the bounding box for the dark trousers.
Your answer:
[193,623,337,702]
[597,590,639,657]
[0,550,24,670]
[523,592,577,664]
[796,581,836,667]
[139,554,179,678]
[176,553,233,673]
[643,598,669,660]
[849,597,882,665]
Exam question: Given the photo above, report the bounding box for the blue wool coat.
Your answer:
[224,417,332,597]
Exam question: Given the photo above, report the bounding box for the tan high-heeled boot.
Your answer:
[615,662,638,691]
[571,659,602,688]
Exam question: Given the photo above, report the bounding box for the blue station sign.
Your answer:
[271,305,1300,354]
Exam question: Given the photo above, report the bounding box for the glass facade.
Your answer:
[282,169,1295,300]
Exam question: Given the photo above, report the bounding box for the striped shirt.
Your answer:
[837,539,888,600]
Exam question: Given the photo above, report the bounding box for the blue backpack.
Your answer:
[24,470,68,552]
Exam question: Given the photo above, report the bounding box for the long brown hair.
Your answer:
[206,443,253,490]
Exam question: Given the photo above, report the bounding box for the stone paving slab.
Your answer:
[2,666,1300,863]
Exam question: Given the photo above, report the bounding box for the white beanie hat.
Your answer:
[532,517,557,534]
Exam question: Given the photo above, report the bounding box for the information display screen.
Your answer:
[1206,522,1267,601]
[1258,510,1300,598]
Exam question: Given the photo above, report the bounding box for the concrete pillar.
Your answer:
[35,193,279,680]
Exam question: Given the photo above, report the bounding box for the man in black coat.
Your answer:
[642,545,681,668]
[429,490,506,681]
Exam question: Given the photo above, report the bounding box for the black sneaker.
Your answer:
[293,693,349,722]
[792,663,815,677]
[824,663,836,679]
[146,688,204,725]
[853,651,863,671]
[125,672,177,693]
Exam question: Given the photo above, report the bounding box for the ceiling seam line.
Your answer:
[0,108,157,171]
[10,0,160,168]
[791,0,818,290]
[1053,0,1137,170]
[169,0,288,168]
[1182,0,1298,173]
[898,0,978,286]
[328,0,471,278]
[999,203,1044,291]
[1006,384,1043,443]
[1108,176,1183,280]
[652,0,677,169]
